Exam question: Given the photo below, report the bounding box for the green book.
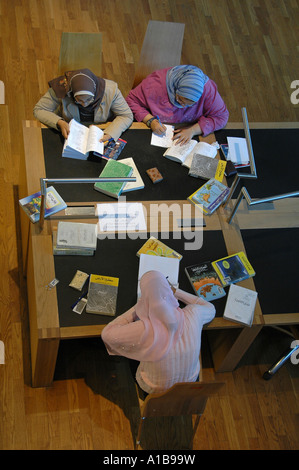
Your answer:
[94,159,133,198]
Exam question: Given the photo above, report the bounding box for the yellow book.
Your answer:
[212,251,255,287]
[137,236,182,260]
[214,160,227,182]
[86,274,119,315]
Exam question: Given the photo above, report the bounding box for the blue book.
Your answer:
[187,178,229,215]
[19,186,67,223]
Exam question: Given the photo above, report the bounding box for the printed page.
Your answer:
[227,137,250,165]
[97,202,146,233]
[66,119,89,153]
[164,139,197,163]
[86,125,104,155]
[150,124,174,148]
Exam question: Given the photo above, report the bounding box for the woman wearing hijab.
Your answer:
[34,68,133,141]
[126,65,229,145]
[101,270,215,394]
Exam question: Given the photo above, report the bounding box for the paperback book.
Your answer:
[119,158,145,192]
[19,186,67,223]
[94,158,133,199]
[163,140,218,168]
[137,236,182,260]
[185,261,226,301]
[62,119,104,160]
[212,251,255,287]
[102,138,127,160]
[86,274,119,316]
[52,231,95,256]
[56,221,98,251]
[223,284,258,326]
[187,178,230,215]
[189,154,226,181]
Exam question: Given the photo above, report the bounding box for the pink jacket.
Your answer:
[101,286,215,394]
[126,68,229,136]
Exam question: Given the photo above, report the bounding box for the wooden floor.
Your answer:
[0,0,299,451]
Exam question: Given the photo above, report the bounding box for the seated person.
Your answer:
[34,68,133,141]
[101,270,215,394]
[126,65,229,145]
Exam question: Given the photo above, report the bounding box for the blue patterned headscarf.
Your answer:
[166,65,209,107]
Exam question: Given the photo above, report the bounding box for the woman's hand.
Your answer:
[57,119,70,139]
[173,126,194,145]
[151,119,167,136]
[100,133,112,143]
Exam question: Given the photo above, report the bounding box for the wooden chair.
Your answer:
[58,32,102,75]
[132,20,185,88]
[135,380,224,449]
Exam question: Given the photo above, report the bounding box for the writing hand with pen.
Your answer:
[144,114,167,136]
[151,117,167,136]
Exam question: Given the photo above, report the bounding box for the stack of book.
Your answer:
[94,158,143,198]
[53,221,98,256]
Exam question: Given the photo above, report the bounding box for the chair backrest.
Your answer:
[58,32,102,76]
[132,20,185,88]
[141,381,224,419]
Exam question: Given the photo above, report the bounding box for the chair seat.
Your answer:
[135,380,224,449]
[132,20,185,88]
[58,32,102,76]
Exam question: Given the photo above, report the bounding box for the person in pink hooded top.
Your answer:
[101,270,215,394]
[126,65,229,145]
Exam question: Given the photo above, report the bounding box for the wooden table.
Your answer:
[20,120,268,387]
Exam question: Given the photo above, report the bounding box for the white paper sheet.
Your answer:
[150,124,175,148]
[227,137,250,165]
[97,202,146,232]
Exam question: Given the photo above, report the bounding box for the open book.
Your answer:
[163,140,217,168]
[62,119,104,160]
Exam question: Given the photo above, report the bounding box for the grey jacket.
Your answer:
[33,79,133,141]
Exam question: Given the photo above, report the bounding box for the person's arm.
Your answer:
[33,88,65,131]
[104,87,133,141]
[197,80,229,136]
[126,83,150,122]
[142,113,167,135]
[101,307,144,356]
[174,287,216,324]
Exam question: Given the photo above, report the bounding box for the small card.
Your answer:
[146,167,163,183]
[69,270,89,291]
[72,297,87,314]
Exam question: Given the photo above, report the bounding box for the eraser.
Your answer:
[146,167,163,183]
[69,270,89,291]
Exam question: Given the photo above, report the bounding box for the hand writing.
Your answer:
[151,119,167,136]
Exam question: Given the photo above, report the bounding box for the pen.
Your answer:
[71,290,88,309]
[103,138,114,146]
[156,116,166,135]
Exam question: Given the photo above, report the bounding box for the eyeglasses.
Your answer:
[74,95,94,107]
[175,93,196,107]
